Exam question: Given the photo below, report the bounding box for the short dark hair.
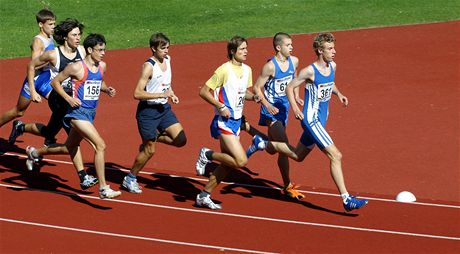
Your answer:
[149,32,170,50]
[36,8,55,24]
[273,32,291,51]
[83,33,106,52]
[53,18,84,45]
[227,35,247,60]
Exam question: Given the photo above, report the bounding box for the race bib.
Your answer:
[83,80,102,100]
[62,77,73,93]
[274,76,292,96]
[317,82,334,102]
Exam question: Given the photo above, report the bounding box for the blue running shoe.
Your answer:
[343,195,368,212]
[246,135,267,158]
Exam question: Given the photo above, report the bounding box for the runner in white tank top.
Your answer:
[122,33,186,195]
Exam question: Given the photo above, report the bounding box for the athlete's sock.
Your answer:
[341,193,350,203]
[205,150,213,160]
[127,172,137,180]
[18,123,25,133]
[199,190,210,198]
[77,170,88,182]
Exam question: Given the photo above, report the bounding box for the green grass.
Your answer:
[0,0,459,59]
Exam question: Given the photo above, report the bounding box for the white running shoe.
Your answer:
[25,146,41,171]
[99,185,122,199]
[195,194,222,210]
[196,147,210,176]
[80,174,99,190]
[122,175,142,194]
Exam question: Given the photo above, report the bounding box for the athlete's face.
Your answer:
[278,38,293,57]
[65,27,82,49]
[89,43,106,62]
[153,43,169,60]
[233,41,248,63]
[320,42,336,62]
[40,19,56,37]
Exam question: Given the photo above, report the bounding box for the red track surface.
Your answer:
[1,21,459,253]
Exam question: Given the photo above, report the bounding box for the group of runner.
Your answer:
[1,8,368,212]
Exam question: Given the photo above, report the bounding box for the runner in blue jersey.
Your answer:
[248,32,305,200]
[249,33,368,212]
[51,33,121,199]
[1,9,55,132]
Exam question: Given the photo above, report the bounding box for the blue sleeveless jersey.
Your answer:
[263,56,295,103]
[72,61,104,109]
[303,63,335,125]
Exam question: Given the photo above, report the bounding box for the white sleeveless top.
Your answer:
[145,56,172,105]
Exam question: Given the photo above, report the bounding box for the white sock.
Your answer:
[341,193,350,202]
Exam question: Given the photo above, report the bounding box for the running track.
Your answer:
[1,21,459,253]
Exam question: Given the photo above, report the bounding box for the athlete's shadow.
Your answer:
[219,164,357,217]
[0,138,25,155]
[87,161,205,204]
[0,154,111,210]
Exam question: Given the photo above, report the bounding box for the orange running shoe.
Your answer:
[283,183,305,200]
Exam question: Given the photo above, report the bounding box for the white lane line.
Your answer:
[0,218,277,254]
[1,183,459,241]
[3,152,460,209]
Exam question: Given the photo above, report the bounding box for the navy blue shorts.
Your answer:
[63,107,96,129]
[258,98,289,127]
[136,102,179,141]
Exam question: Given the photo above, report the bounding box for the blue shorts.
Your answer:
[63,107,96,129]
[136,102,179,141]
[299,118,333,150]
[210,115,241,139]
[20,70,53,99]
[258,98,289,127]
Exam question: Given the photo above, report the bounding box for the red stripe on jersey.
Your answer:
[72,61,88,98]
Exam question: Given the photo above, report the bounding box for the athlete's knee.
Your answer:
[94,140,106,153]
[172,130,187,147]
[235,156,248,168]
[15,108,26,117]
[143,141,156,157]
[329,149,342,162]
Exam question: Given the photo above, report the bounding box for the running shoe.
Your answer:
[44,138,57,147]
[246,134,267,158]
[195,194,222,210]
[122,175,142,194]
[99,185,122,199]
[343,195,368,212]
[25,146,42,171]
[8,120,24,145]
[196,147,210,176]
[283,183,305,200]
[80,174,99,190]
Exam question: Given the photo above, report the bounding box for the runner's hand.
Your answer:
[107,87,116,97]
[338,93,348,106]
[266,103,279,115]
[67,97,81,108]
[31,91,42,103]
[294,108,304,120]
[171,95,179,104]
